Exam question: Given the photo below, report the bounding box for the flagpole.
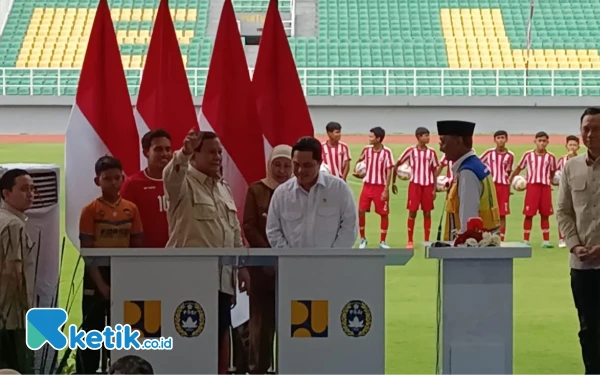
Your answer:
[524,0,535,95]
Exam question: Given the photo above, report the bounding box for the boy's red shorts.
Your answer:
[495,183,511,216]
[407,182,435,212]
[523,183,553,216]
[359,183,389,215]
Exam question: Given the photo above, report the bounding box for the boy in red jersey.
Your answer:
[480,130,514,241]
[353,127,394,249]
[437,154,454,180]
[437,149,475,182]
[392,127,439,248]
[321,121,351,180]
[77,156,143,374]
[509,131,557,248]
[555,135,580,248]
[120,129,172,248]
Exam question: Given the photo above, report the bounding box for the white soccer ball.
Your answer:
[436,176,451,192]
[320,163,331,174]
[354,161,366,178]
[397,164,411,180]
[512,175,527,192]
[553,170,562,185]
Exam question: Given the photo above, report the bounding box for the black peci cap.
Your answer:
[437,120,476,137]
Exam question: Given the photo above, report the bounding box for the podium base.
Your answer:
[426,244,531,374]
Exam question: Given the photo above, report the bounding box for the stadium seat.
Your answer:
[440,7,600,69]
[0,0,209,71]
[232,0,291,13]
[1,0,600,96]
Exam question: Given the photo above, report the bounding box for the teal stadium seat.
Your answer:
[1,0,600,95]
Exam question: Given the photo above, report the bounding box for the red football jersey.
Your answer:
[120,170,169,248]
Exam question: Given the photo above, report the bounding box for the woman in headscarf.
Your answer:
[241,144,293,374]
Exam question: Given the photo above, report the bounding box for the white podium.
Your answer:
[81,247,413,374]
[425,243,532,374]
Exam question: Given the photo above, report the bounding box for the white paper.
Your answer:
[230,284,250,328]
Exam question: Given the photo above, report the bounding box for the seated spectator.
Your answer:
[108,355,153,374]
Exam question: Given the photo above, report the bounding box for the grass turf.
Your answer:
[0,142,583,373]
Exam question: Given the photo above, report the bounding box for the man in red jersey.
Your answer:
[321,122,351,180]
[510,131,557,248]
[555,134,580,248]
[392,127,439,248]
[120,129,172,248]
[353,127,394,249]
[480,130,514,241]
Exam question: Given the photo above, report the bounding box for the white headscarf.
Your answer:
[261,145,293,190]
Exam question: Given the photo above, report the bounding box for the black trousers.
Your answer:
[0,329,33,373]
[571,268,600,374]
[231,322,250,373]
[76,295,110,374]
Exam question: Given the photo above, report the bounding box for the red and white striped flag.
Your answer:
[64,0,140,247]
[199,0,265,221]
[135,0,198,167]
[253,0,313,158]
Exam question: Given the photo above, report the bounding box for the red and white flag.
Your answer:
[253,0,313,158]
[135,0,198,166]
[199,0,265,221]
[64,0,140,247]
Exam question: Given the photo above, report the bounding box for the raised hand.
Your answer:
[183,129,201,155]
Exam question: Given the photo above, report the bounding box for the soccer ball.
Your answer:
[553,170,562,185]
[354,161,367,178]
[436,176,451,192]
[397,164,411,180]
[320,163,331,174]
[512,175,527,192]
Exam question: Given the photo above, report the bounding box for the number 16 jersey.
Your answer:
[121,169,169,248]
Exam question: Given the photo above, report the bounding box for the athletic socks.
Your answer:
[523,216,533,242]
[359,214,389,243]
[500,226,506,241]
[359,213,366,239]
[408,216,431,242]
[407,217,415,243]
[541,216,550,242]
[424,217,431,242]
[381,216,389,242]
[358,214,367,238]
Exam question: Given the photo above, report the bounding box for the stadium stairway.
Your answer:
[292,0,317,37]
[205,0,223,36]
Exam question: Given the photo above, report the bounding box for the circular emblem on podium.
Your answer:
[174,300,205,338]
[340,300,372,337]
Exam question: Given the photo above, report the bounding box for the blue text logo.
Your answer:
[26,308,173,351]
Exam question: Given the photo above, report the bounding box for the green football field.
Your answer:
[0,141,583,374]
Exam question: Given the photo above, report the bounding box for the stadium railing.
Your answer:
[1,67,599,97]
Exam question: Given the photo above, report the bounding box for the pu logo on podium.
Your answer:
[124,300,162,338]
[291,300,328,338]
[340,300,372,337]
